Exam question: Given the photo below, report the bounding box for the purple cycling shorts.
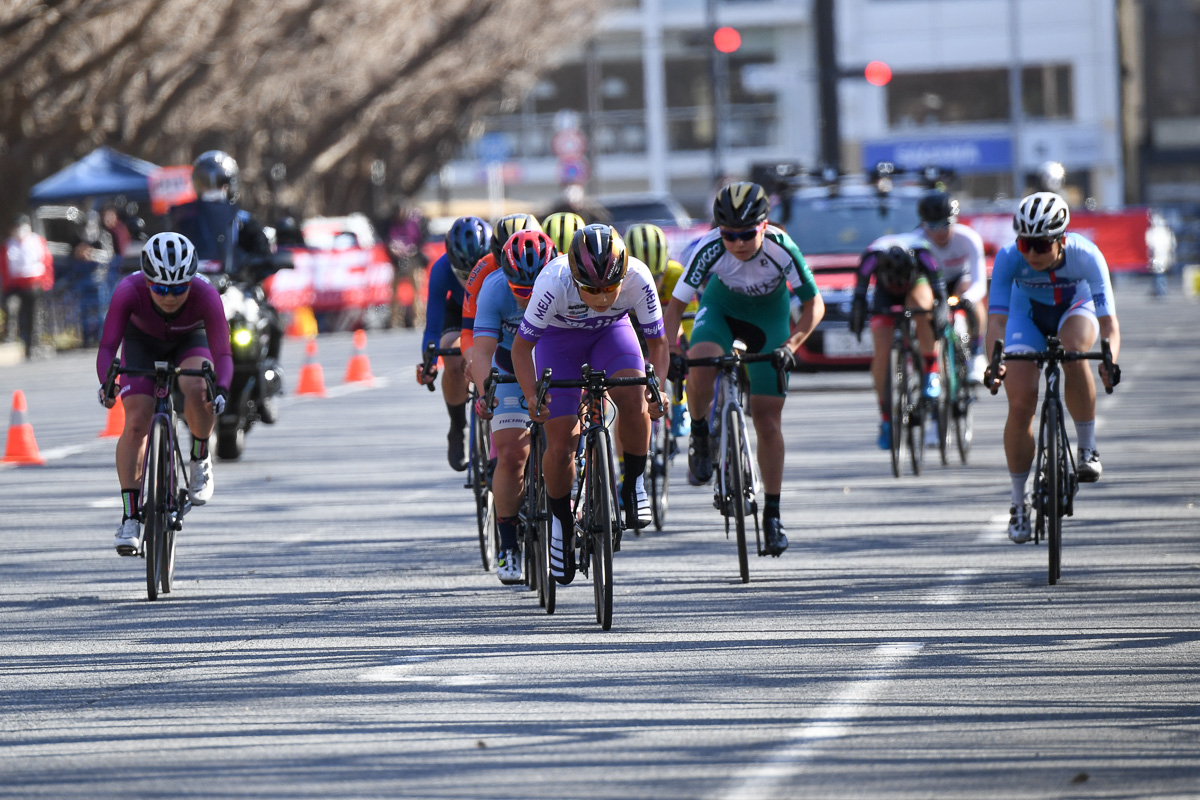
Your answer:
[534,319,645,419]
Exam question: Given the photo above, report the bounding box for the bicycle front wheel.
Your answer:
[143,418,170,601]
[530,438,555,614]
[649,417,670,531]
[907,348,925,476]
[1044,401,1062,585]
[727,405,750,584]
[937,348,952,466]
[588,433,615,630]
[471,410,494,571]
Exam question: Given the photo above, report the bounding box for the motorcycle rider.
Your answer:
[169,151,282,361]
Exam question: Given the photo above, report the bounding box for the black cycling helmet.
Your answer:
[445,216,493,281]
[713,181,770,229]
[192,150,240,201]
[918,190,959,224]
[490,213,542,264]
[569,224,628,290]
[874,245,918,295]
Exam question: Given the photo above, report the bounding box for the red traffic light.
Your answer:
[864,61,892,86]
[713,27,741,54]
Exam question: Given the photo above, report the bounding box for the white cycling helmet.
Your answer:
[1013,192,1070,238]
[141,232,199,284]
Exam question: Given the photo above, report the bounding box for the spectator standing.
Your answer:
[386,199,429,329]
[1,214,55,358]
[69,209,115,347]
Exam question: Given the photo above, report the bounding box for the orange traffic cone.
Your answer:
[286,306,318,338]
[99,394,125,438]
[295,338,327,397]
[343,329,374,384]
[3,390,45,465]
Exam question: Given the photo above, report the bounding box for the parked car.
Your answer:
[783,189,923,370]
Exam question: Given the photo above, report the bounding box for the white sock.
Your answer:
[1010,472,1029,507]
[1075,420,1096,452]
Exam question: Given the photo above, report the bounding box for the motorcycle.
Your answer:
[209,252,291,460]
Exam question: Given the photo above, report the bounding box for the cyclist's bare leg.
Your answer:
[1002,360,1040,473]
[685,341,723,422]
[611,371,650,457]
[870,322,892,413]
[1058,314,1098,424]
[492,427,530,518]
[542,415,581,500]
[179,355,215,441]
[749,394,786,494]
[908,283,937,354]
[439,331,468,406]
[116,394,154,489]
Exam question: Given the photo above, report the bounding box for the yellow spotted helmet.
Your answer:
[624,223,669,277]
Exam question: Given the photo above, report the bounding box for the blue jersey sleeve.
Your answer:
[473,272,507,342]
[1072,236,1116,317]
[987,246,1021,316]
[421,255,457,351]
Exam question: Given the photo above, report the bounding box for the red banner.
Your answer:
[961,208,1151,272]
[264,244,394,312]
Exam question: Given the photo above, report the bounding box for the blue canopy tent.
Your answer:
[29,147,159,205]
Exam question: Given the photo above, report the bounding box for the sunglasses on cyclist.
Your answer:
[720,226,762,243]
[1016,236,1061,255]
[509,282,534,300]
[923,219,952,231]
[148,282,191,296]
[575,280,620,296]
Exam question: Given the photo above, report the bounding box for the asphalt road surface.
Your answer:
[2,276,1197,799]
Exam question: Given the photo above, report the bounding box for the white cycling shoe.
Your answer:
[188,455,214,505]
[114,517,142,556]
[1008,501,1032,543]
[968,354,988,385]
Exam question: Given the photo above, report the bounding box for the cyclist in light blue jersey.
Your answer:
[984,192,1122,543]
[472,230,557,584]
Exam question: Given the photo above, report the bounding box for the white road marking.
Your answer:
[719,642,925,800]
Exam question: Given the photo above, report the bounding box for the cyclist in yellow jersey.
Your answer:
[627,223,696,437]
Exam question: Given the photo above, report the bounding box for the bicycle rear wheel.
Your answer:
[143,418,170,601]
[1044,401,1062,585]
[889,344,903,478]
[727,405,750,584]
[954,340,974,464]
[589,433,615,630]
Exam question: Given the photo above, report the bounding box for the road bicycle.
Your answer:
[686,346,787,584]
[883,306,930,478]
[934,296,976,465]
[422,342,497,571]
[101,358,217,601]
[482,370,552,608]
[535,364,663,630]
[989,337,1118,585]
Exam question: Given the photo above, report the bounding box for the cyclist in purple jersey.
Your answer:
[512,224,667,585]
[983,193,1122,543]
[95,233,232,555]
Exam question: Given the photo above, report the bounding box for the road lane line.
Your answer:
[719,642,924,800]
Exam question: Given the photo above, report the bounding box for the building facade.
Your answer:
[429,0,1128,213]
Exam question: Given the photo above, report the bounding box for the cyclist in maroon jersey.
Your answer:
[95,232,232,556]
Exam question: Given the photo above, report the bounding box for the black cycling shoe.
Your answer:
[762,516,789,557]
[447,426,468,472]
[688,431,713,484]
